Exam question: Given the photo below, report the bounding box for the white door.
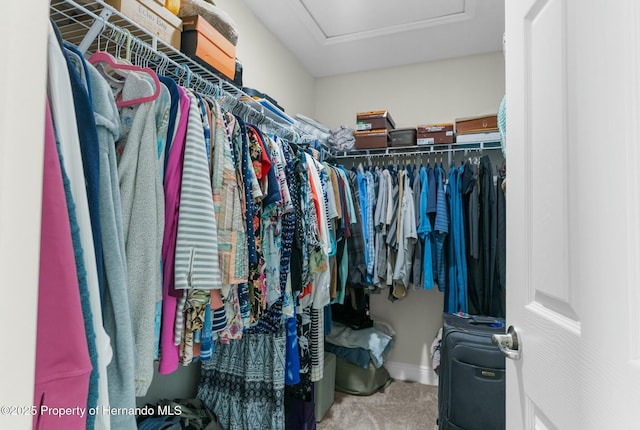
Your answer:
[505,0,640,428]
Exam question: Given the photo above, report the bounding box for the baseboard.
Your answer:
[385,361,438,386]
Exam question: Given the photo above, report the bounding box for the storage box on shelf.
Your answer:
[417,123,454,145]
[356,110,395,132]
[455,131,502,144]
[455,114,498,135]
[354,129,389,150]
[389,128,417,147]
[181,14,236,81]
[101,0,182,49]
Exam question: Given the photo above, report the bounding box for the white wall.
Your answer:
[315,52,506,382]
[315,51,505,130]
[213,0,316,118]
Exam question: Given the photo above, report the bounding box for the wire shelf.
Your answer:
[49,0,308,140]
[48,0,504,158]
[332,140,503,159]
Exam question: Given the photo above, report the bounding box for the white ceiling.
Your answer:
[241,0,505,77]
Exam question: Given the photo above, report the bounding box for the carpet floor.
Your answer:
[316,380,439,430]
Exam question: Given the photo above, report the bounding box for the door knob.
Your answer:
[492,325,521,360]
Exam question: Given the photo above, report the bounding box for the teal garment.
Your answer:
[55,135,99,430]
[200,304,213,361]
[332,168,351,305]
[63,45,104,310]
[411,167,423,289]
[446,166,468,313]
[433,165,449,292]
[418,167,435,290]
[356,170,369,276]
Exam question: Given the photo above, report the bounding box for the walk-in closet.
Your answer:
[2,1,640,429]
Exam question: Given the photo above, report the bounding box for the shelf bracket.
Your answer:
[78,7,113,54]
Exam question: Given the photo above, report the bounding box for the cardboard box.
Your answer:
[103,0,182,49]
[355,129,389,149]
[417,123,454,145]
[389,128,417,146]
[356,110,396,131]
[455,114,498,135]
[181,15,236,80]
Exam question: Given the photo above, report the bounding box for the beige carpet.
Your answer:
[316,380,439,430]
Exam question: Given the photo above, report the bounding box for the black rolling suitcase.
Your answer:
[438,313,506,430]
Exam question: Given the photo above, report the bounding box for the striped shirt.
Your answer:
[174,92,223,293]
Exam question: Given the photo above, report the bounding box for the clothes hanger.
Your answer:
[182,64,193,88]
[89,50,161,108]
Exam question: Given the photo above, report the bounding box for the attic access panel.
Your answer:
[300,0,466,40]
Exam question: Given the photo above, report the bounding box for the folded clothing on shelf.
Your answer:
[328,126,355,151]
[179,0,239,45]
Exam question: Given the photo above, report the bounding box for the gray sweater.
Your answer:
[87,63,137,429]
[116,73,165,396]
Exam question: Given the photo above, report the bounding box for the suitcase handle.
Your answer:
[450,313,504,328]
[469,316,503,328]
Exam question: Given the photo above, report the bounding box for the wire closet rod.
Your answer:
[332,141,503,160]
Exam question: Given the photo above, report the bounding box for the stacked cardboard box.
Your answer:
[181,15,237,80]
[355,110,395,149]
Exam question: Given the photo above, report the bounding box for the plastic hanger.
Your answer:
[89,50,161,108]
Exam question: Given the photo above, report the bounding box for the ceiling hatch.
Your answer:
[300,0,468,43]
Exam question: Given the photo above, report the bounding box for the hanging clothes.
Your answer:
[281,143,301,386]
[210,100,248,289]
[159,86,190,375]
[345,169,368,290]
[479,155,499,317]
[418,166,435,290]
[373,167,389,289]
[446,164,468,313]
[392,170,418,296]
[114,69,165,396]
[34,100,92,430]
[411,166,423,290]
[495,164,507,317]
[174,92,222,295]
[433,164,449,292]
[47,24,112,429]
[86,57,137,429]
[198,329,287,430]
[463,159,482,315]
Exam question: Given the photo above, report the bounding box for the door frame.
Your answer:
[0,1,48,428]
